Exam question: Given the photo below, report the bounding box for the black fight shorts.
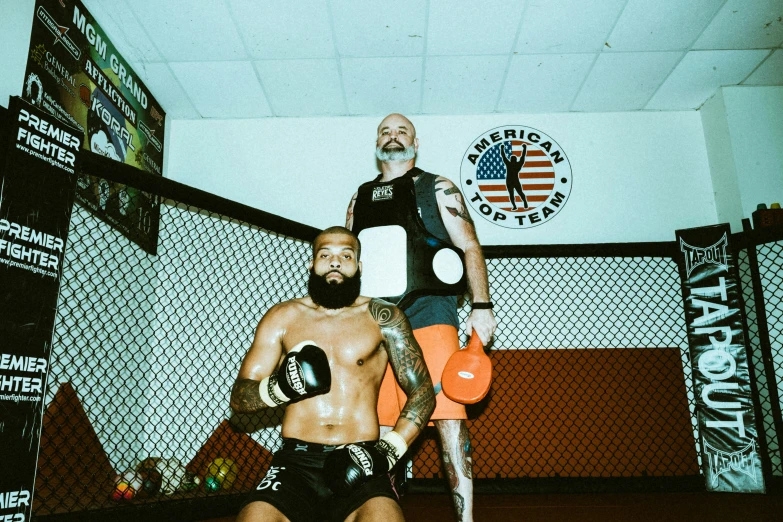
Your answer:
[242,438,399,522]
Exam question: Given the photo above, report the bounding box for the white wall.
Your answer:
[724,87,783,220]
[168,111,717,245]
[701,86,783,231]
[0,0,721,246]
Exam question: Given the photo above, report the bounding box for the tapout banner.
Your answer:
[675,223,765,493]
[0,97,79,521]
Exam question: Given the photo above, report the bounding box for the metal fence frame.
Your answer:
[30,152,783,521]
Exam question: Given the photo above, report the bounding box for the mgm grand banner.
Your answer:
[22,0,163,254]
[0,98,79,521]
[675,224,765,493]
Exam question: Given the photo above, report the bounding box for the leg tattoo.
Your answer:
[437,420,473,522]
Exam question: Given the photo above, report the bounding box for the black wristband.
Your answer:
[472,302,493,310]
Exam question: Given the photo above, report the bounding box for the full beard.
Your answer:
[376,144,416,162]
[308,268,362,310]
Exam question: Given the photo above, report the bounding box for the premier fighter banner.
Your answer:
[22,0,163,254]
[675,224,765,493]
[0,97,79,522]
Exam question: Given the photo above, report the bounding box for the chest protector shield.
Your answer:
[352,170,467,309]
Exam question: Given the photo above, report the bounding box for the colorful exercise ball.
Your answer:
[138,468,163,496]
[111,470,143,501]
[204,475,221,492]
[204,458,238,491]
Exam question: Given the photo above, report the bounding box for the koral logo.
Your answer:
[372,185,393,202]
[680,234,728,278]
[461,125,572,229]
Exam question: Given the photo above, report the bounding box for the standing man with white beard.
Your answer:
[346,114,497,522]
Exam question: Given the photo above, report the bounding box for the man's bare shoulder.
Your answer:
[366,298,408,329]
[261,299,313,321]
[433,174,456,184]
[433,175,461,193]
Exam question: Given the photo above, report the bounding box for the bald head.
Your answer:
[312,226,361,260]
[377,113,416,139]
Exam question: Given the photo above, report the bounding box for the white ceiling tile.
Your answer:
[255,59,345,116]
[606,0,725,51]
[228,0,334,59]
[341,57,422,115]
[572,52,684,112]
[169,62,271,118]
[515,0,626,54]
[127,0,247,61]
[427,0,524,55]
[130,62,200,119]
[498,54,595,112]
[646,50,770,110]
[82,0,161,62]
[695,0,783,50]
[331,0,426,57]
[34,0,779,118]
[422,55,507,114]
[743,49,783,85]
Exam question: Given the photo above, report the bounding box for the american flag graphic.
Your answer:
[476,141,555,212]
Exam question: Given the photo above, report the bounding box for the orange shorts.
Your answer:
[377,324,467,426]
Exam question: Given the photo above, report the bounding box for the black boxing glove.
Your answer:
[325,431,408,496]
[259,341,331,407]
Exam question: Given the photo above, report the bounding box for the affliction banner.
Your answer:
[22,0,163,254]
[675,224,765,493]
[0,97,79,521]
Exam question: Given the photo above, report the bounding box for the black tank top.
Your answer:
[404,169,459,330]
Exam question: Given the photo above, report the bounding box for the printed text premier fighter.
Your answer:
[16,108,80,167]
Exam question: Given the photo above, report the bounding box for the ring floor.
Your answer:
[200,491,783,521]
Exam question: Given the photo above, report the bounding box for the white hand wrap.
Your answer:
[378,430,408,469]
[259,374,286,407]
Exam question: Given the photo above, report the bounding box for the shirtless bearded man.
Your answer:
[230,226,436,522]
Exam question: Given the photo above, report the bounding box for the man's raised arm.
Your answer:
[370,299,436,445]
[230,304,330,414]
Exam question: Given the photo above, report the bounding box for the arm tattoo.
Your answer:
[370,299,435,430]
[434,179,449,192]
[345,193,357,228]
[443,186,460,196]
[230,378,266,413]
[444,189,475,225]
[446,204,474,225]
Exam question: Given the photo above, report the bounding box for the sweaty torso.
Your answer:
[277,297,387,444]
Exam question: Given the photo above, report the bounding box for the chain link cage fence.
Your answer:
[737,231,783,480]
[30,157,783,521]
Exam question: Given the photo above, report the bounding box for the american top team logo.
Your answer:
[460,126,572,229]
